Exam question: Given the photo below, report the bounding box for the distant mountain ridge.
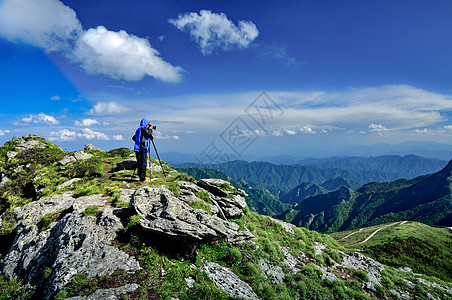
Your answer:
[279,160,452,233]
[178,155,448,199]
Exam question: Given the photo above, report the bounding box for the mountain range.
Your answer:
[179,155,447,197]
[279,160,452,233]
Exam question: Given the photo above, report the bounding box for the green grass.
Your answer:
[82,205,103,217]
[0,275,35,300]
[39,207,73,231]
[331,221,452,282]
[189,200,212,215]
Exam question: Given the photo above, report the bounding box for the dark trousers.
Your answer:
[136,150,148,181]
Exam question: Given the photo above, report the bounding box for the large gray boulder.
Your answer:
[84,144,104,151]
[339,251,384,285]
[197,179,247,197]
[202,261,260,300]
[67,283,140,300]
[0,173,10,187]
[58,151,93,166]
[196,179,247,219]
[1,193,141,299]
[131,186,253,243]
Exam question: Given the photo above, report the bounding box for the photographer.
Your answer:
[133,118,155,182]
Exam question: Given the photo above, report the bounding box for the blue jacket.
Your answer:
[134,118,153,152]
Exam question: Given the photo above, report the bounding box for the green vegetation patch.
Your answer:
[195,191,212,204]
[333,221,452,282]
[0,274,35,300]
[189,200,212,215]
[82,205,103,217]
[39,207,73,231]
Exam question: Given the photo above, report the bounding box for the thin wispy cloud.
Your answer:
[258,43,297,66]
[125,85,452,139]
[169,10,259,55]
[0,0,182,82]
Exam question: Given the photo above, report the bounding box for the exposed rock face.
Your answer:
[15,134,47,151]
[131,186,253,244]
[56,178,81,191]
[340,251,384,285]
[59,151,93,166]
[178,181,221,217]
[196,179,247,219]
[66,283,140,300]
[202,261,260,300]
[197,179,247,197]
[84,144,104,151]
[0,173,10,187]
[258,259,284,284]
[1,193,141,299]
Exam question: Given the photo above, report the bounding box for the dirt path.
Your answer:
[359,221,404,244]
[338,228,364,241]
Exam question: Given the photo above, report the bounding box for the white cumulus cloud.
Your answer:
[49,128,111,141]
[0,130,11,136]
[0,0,82,52]
[112,135,124,140]
[74,118,100,127]
[49,129,77,141]
[50,95,61,101]
[21,113,59,125]
[368,123,389,132]
[78,128,109,140]
[0,0,182,82]
[88,101,130,116]
[169,10,259,55]
[73,26,182,82]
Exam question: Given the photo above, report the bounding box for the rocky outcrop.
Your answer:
[56,178,81,191]
[15,134,47,151]
[0,173,10,187]
[84,144,103,151]
[202,261,260,300]
[131,186,253,244]
[196,179,247,219]
[340,251,384,286]
[67,283,140,300]
[59,151,93,166]
[258,259,284,284]
[1,193,141,299]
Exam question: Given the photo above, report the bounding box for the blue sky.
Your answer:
[1,0,452,161]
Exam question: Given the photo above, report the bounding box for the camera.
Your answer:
[148,123,157,130]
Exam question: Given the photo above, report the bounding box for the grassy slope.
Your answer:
[331,221,452,282]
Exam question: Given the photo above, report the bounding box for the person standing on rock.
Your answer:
[133,118,154,182]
